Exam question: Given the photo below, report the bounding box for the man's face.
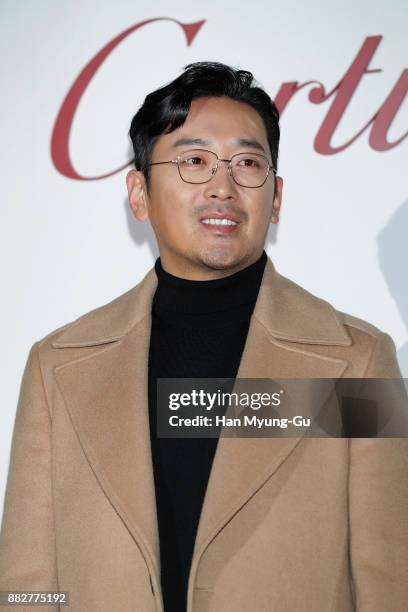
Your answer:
[127,96,283,280]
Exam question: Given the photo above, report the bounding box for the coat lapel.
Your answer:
[191,317,348,558]
[189,261,351,576]
[51,256,352,597]
[52,270,161,582]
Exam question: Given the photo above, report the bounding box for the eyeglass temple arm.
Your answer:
[148,161,277,173]
[147,161,177,166]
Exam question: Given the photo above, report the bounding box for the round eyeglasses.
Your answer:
[147,148,276,188]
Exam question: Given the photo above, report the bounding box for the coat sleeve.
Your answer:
[0,342,59,611]
[349,332,408,611]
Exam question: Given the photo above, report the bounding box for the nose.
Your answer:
[203,160,238,200]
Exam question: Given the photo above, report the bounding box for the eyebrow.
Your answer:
[171,137,267,155]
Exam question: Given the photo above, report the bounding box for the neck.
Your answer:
[152,250,268,318]
[157,250,266,281]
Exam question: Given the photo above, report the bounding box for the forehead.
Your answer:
[156,96,270,156]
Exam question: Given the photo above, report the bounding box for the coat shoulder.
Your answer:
[335,309,397,355]
[36,285,137,350]
[332,309,400,376]
[337,310,387,339]
[36,267,157,354]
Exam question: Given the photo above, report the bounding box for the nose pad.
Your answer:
[211,161,233,181]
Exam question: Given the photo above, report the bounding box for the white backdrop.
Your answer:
[1,0,407,522]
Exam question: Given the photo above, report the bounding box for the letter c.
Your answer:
[51,17,206,180]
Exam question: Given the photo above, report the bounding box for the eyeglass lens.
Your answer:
[177,149,270,187]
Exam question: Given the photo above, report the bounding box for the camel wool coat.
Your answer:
[0,257,407,612]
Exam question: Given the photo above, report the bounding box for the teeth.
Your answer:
[201,218,237,226]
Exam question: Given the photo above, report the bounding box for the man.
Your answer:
[0,61,407,612]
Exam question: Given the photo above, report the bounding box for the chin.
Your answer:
[196,248,248,271]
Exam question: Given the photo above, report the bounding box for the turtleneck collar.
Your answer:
[152,250,267,318]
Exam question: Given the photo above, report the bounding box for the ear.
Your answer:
[126,169,149,222]
[271,175,283,225]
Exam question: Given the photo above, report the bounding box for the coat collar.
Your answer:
[52,256,351,612]
[51,257,351,349]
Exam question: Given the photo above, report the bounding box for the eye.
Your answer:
[182,155,206,166]
[238,158,260,168]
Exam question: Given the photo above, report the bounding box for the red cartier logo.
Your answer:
[51,18,408,182]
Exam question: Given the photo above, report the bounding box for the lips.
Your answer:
[199,213,240,224]
[199,212,240,234]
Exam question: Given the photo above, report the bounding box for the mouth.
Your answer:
[199,214,241,234]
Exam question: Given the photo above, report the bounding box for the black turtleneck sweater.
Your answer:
[147,250,267,612]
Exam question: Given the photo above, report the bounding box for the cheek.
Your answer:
[150,182,194,236]
[246,196,273,230]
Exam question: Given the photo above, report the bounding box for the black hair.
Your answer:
[128,61,280,192]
